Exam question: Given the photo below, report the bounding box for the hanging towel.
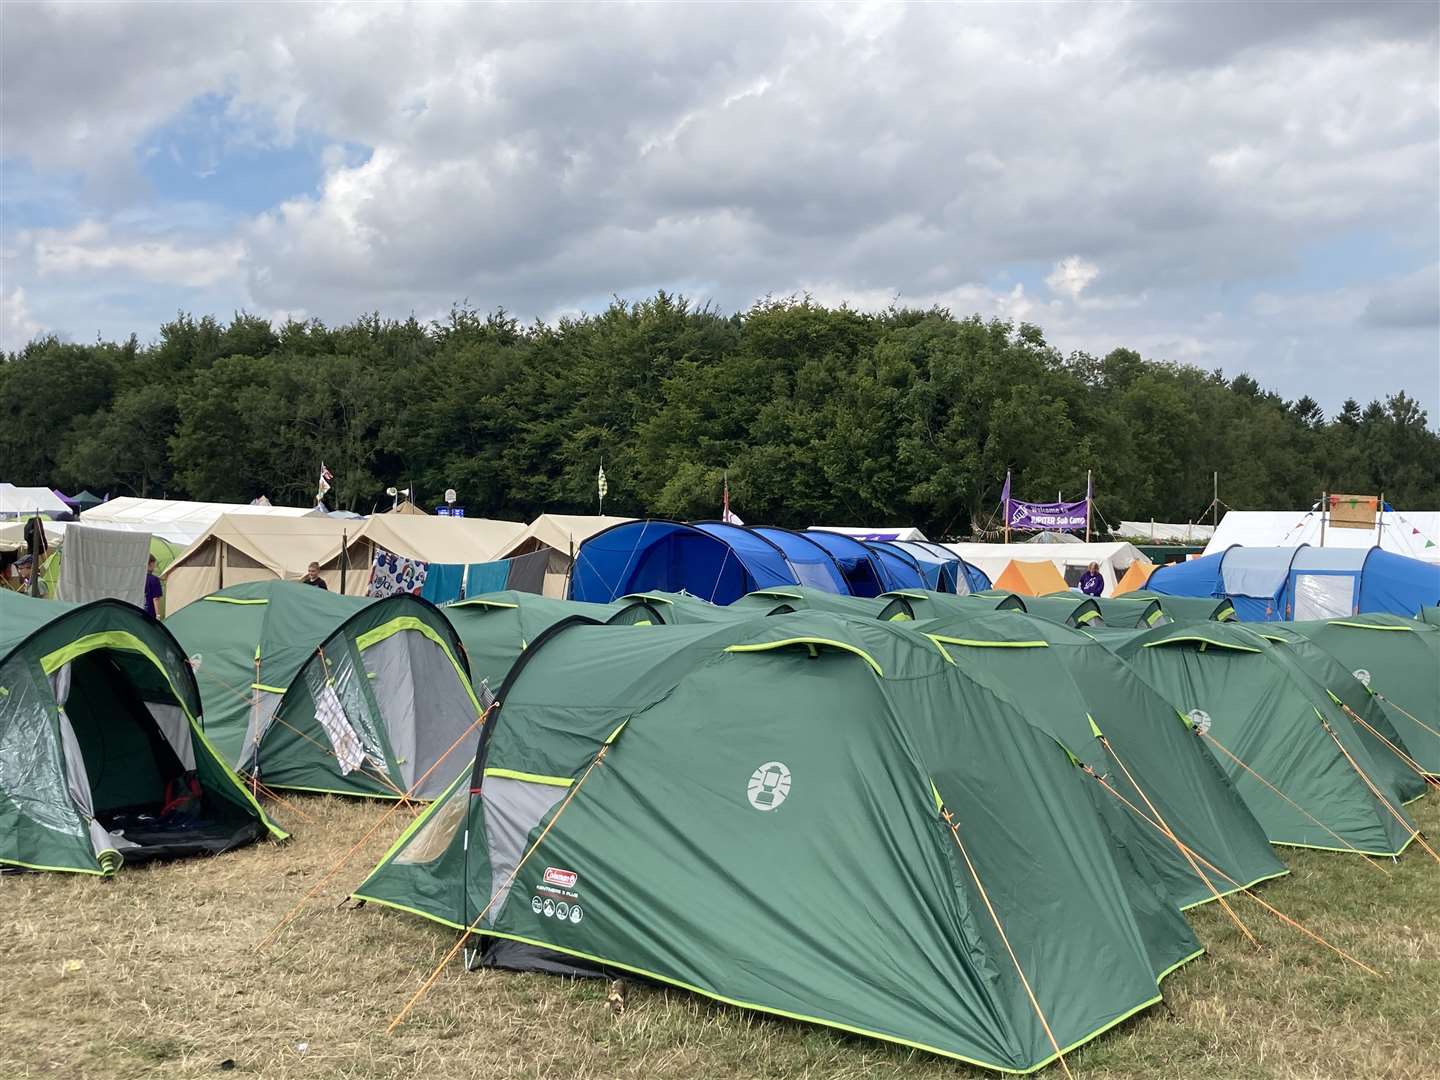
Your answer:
[369,549,429,598]
[420,563,464,604]
[463,560,510,598]
[503,549,549,595]
[58,524,151,605]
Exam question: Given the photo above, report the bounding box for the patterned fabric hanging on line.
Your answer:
[368,548,428,598]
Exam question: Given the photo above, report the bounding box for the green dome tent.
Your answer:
[1286,615,1439,775]
[1107,623,1422,857]
[915,611,1285,910]
[1126,591,1236,623]
[604,590,756,625]
[876,589,1026,621]
[1016,594,1106,628]
[0,590,284,875]
[728,586,891,618]
[354,614,1203,1073]
[166,581,482,800]
[1090,596,1170,628]
[1247,625,1427,803]
[442,592,622,694]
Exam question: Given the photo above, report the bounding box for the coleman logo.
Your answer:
[747,761,791,811]
[543,867,578,888]
[1187,709,1212,736]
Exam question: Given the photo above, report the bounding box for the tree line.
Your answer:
[2,294,1435,537]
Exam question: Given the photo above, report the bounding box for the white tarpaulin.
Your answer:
[943,541,1148,597]
[808,525,930,542]
[56,524,152,606]
[0,484,71,518]
[1112,521,1215,544]
[80,496,322,546]
[1205,510,1440,563]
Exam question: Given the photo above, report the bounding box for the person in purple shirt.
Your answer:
[144,555,164,618]
[1078,561,1104,597]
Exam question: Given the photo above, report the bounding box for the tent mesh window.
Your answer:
[223,547,266,570]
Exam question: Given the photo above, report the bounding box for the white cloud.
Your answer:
[0,2,1436,413]
[29,222,244,288]
[1046,257,1100,301]
[1,287,45,351]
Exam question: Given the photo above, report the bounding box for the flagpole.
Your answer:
[1003,470,1011,544]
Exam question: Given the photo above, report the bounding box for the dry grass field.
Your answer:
[3,794,1437,1080]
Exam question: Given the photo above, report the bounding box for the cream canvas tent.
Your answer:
[79,496,321,546]
[355,514,524,566]
[1206,510,1440,563]
[162,514,372,612]
[944,541,1148,597]
[493,514,632,597]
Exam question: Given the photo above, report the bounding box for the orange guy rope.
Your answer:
[1319,718,1440,866]
[256,704,495,950]
[386,742,612,1035]
[942,808,1076,1080]
[1338,703,1440,791]
[1098,736,1258,948]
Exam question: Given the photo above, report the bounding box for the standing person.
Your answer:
[143,555,164,618]
[1078,561,1104,597]
[301,561,329,589]
[16,555,47,597]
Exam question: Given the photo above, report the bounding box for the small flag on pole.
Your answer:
[317,463,334,505]
[597,464,608,513]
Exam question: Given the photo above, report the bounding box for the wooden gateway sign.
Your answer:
[1327,493,1380,530]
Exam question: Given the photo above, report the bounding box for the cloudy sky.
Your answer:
[2,1,1437,417]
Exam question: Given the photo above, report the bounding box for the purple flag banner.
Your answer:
[1006,498,1089,532]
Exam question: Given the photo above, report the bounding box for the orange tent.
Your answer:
[1114,560,1157,596]
[992,559,1070,597]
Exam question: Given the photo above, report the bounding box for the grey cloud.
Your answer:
[1363,265,1440,329]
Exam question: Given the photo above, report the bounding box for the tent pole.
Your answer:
[1377,491,1384,546]
[1212,472,1219,529]
[28,510,40,596]
[341,530,348,593]
[1085,469,1092,543]
[1320,491,1327,547]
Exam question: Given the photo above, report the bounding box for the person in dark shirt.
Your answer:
[1078,561,1104,597]
[301,561,329,589]
[144,555,164,617]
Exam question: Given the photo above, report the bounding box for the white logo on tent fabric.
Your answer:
[1352,669,1372,687]
[569,905,583,924]
[1187,709,1212,735]
[747,761,792,811]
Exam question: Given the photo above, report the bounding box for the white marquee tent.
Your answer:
[1204,510,1440,563]
[78,496,322,546]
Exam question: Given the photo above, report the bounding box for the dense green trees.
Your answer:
[2,296,1435,536]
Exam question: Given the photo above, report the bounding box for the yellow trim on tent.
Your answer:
[251,682,289,694]
[354,615,483,715]
[1326,620,1416,632]
[202,597,270,605]
[449,598,520,610]
[724,638,884,677]
[482,767,574,788]
[37,631,287,844]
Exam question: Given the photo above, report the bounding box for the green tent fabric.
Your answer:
[167,581,482,800]
[877,589,1026,621]
[1091,596,1170,628]
[0,590,283,875]
[1017,595,1105,628]
[605,590,760,625]
[915,611,1285,910]
[355,613,1203,1073]
[1127,591,1236,623]
[443,592,621,695]
[1247,626,1427,802]
[729,586,891,618]
[1107,623,1421,857]
[1287,616,1440,774]
[1420,606,1440,627]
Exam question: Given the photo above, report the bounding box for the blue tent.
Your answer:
[570,520,800,604]
[802,530,888,597]
[1147,545,1440,620]
[748,526,850,593]
[861,541,928,591]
